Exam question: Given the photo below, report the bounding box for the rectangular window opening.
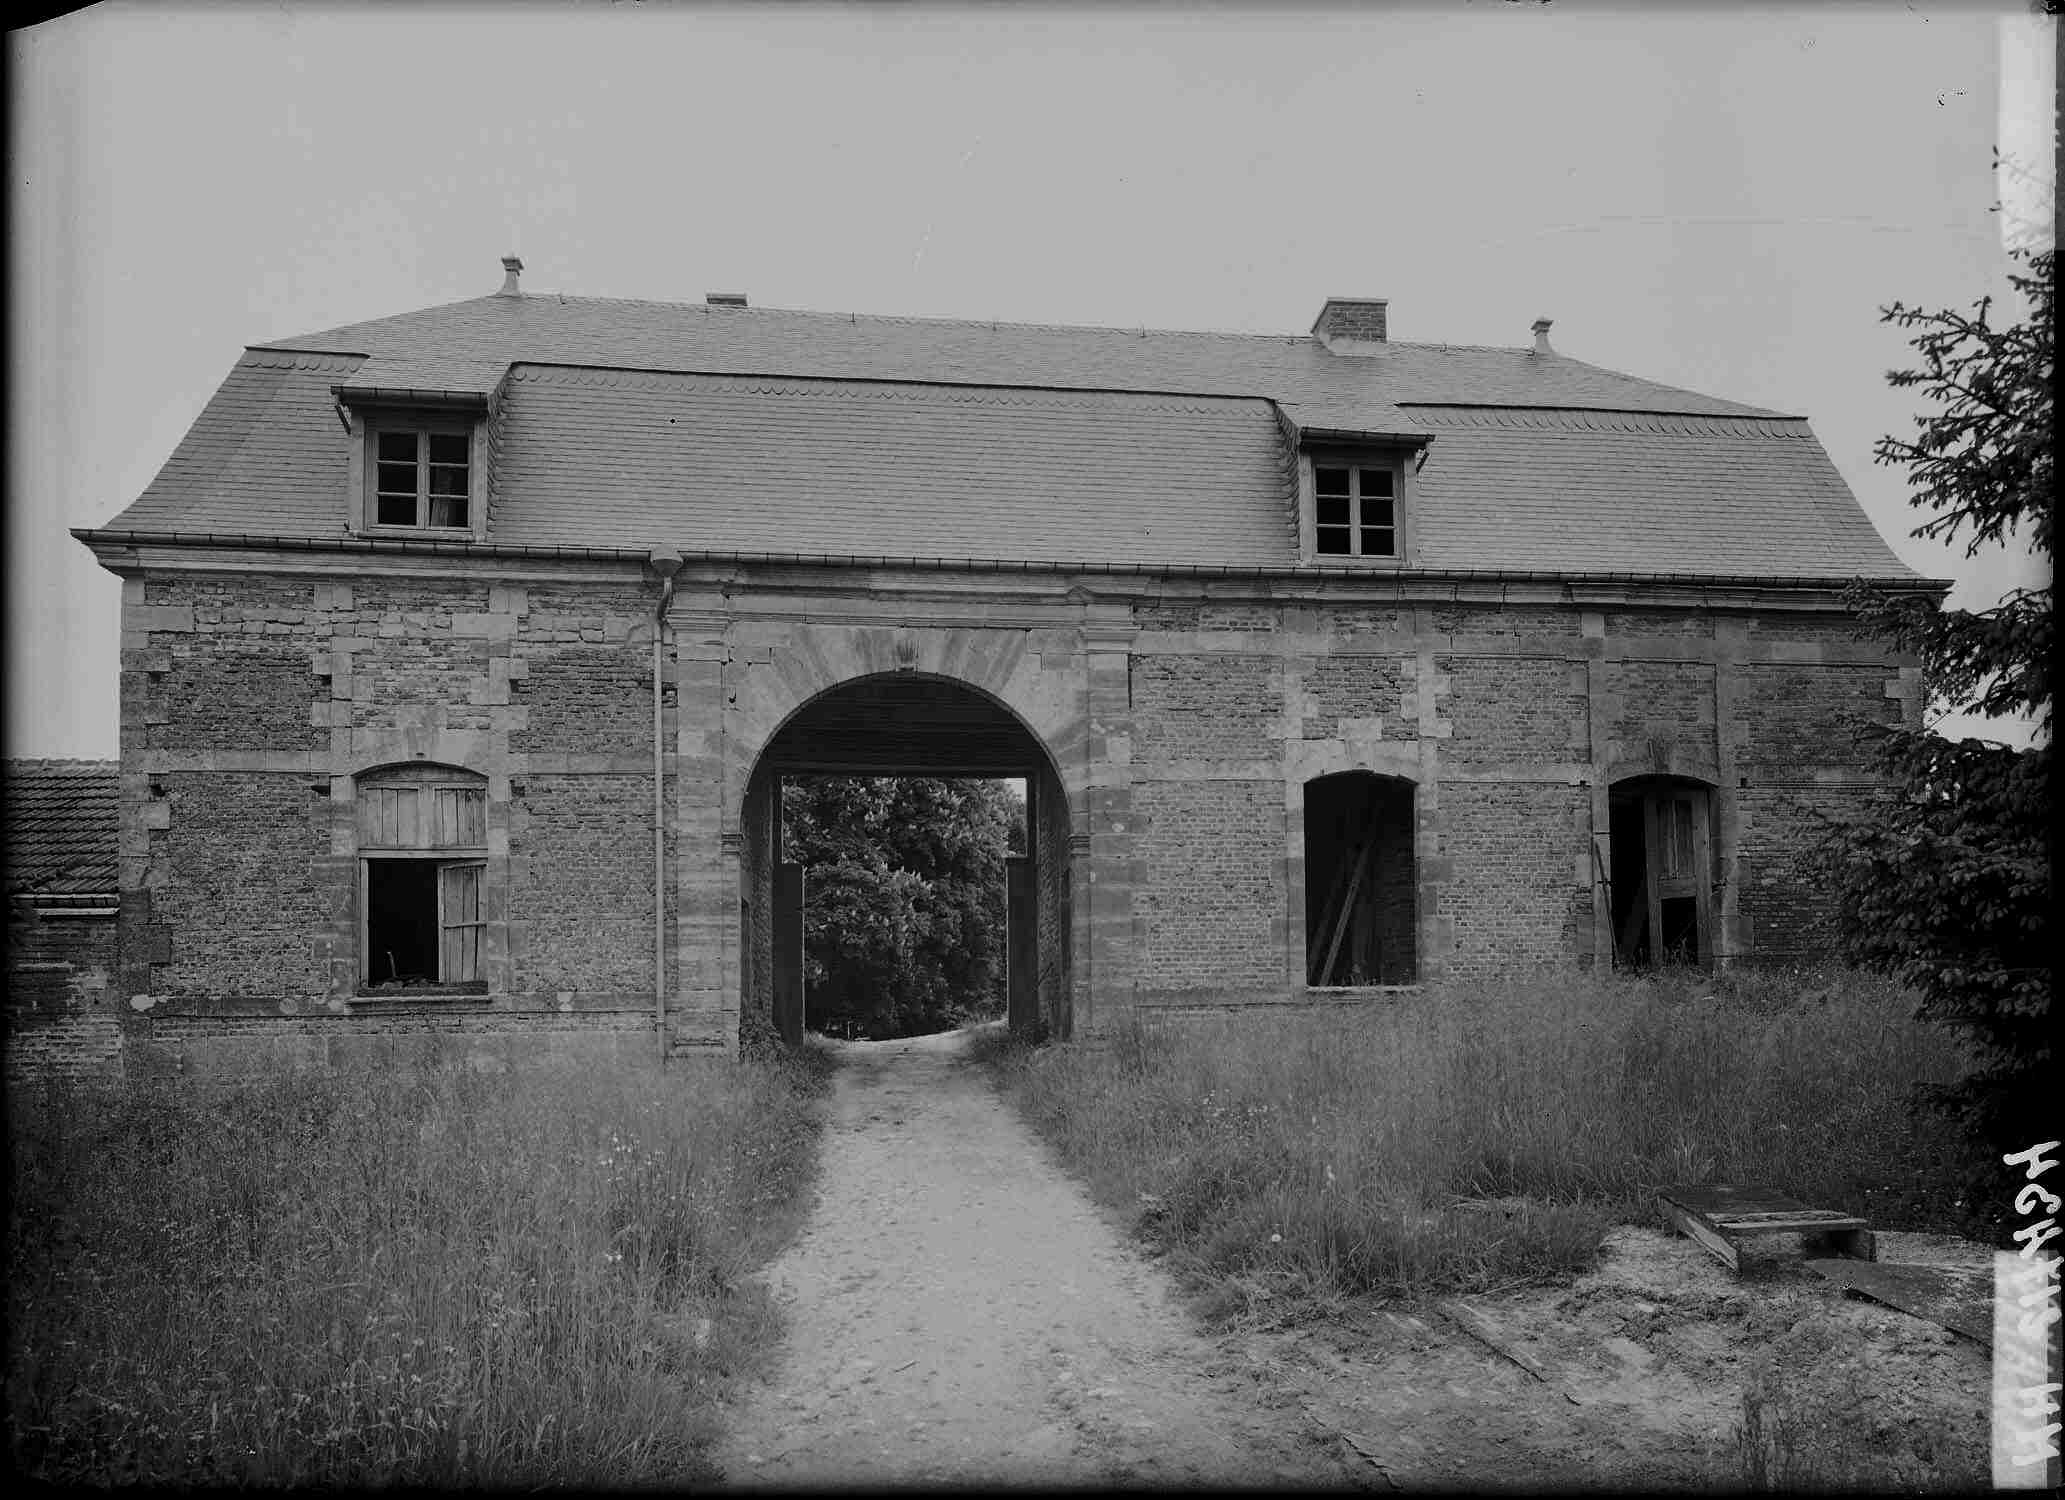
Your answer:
[368,428,471,531]
[1310,460,1402,560]
[363,857,487,994]
[1304,774,1417,985]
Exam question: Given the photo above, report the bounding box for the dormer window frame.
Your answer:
[338,392,492,543]
[1297,442,1417,567]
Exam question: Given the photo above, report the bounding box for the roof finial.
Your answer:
[1532,318,1554,355]
[498,255,525,298]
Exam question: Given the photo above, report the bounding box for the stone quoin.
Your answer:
[49,259,1939,1076]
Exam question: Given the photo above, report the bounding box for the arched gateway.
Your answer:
[731,671,1076,1043]
[68,268,1936,1077]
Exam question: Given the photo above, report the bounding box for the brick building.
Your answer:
[4,760,123,1078]
[68,259,1938,1075]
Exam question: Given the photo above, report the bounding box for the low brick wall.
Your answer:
[5,906,123,1079]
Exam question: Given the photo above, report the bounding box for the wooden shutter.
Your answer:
[359,782,484,849]
[439,861,485,983]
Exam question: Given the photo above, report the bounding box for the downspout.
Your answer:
[649,547,686,1063]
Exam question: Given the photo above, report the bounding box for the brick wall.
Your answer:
[4,908,122,1078]
[96,560,1914,1066]
[1610,660,1717,744]
[512,647,649,754]
[1303,656,1412,740]
[1607,610,1713,639]
[1133,655,1279,761]
[738,767,776,1045]
[1736,783,1881,959]
[140,640,325,752]
[1034,761,1073,1032]
[1738,665,1897,773]
[103,569,670,1073]
[1134,779,1281,989]
[154,773,328,998]
[1443,657,1588,763]
[1432,606,1573,639]
[509,774,652,998]
[1435,783,1591,975]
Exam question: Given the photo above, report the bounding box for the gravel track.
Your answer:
[712,1028,1349,1490]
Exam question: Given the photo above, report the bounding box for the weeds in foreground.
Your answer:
[979,968,1976,1315]
[6,1042,832,1487]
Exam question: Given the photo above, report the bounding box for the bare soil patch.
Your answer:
[1239,1226,1989,1489]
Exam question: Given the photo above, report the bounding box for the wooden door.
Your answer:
[1006,858,1037,1037]
[773,862,806,1045]
[438,861,485,983]
[1641,787,1712,966]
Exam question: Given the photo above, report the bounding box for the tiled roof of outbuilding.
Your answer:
[3,760,119,898]
[92,287,1926,583]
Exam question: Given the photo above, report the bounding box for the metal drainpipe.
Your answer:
[649,548,685,1063]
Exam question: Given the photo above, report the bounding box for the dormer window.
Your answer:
[1314,464,1397,558]
[372,427,472,529]
[335,380,491,541]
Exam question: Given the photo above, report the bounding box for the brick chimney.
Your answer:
[1532,318,1555,355]
[497,255,524,297]
[1312,298,1388,353]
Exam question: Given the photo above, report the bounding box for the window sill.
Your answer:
[351,983,490,1006]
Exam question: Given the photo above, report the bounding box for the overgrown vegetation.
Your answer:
[976,970,1977,1320]
[783,776,1024,1039]
[1835,243,2052,1163]
[5,1042,833,1486]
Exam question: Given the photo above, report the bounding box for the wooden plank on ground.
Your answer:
[1661,1198,1741,1272]
[1437,1299,1580,1404]
[1661,1183,1812,1219]
[1806,1258,1993,1346]
[1661,1184,1876,1271]
[1706,1212,1869,1234]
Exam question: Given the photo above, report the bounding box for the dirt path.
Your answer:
[711,1029,1349,1489]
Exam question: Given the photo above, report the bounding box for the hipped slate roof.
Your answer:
[493,370,1295,565]
[93,288,1924,583]
[3,760,119,899]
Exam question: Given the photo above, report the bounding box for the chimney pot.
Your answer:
[1312,297,1389,353]
[497,255,524,297]
[1532,318,1554,355]
[706,292,748,308]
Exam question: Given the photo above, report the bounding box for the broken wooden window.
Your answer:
[356,765,489,993]
[1313,464,1399,559]
[1607,777,1715,969]
[1304,771,1417,985]
[370,428,471,530]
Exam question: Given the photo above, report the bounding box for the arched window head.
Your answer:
[354,765,488,993]
[356,764,487,852]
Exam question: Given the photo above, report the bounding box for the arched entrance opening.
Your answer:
[1608,774,1717,968]
[1303,771,1417,986]
[737,674,1074,1044]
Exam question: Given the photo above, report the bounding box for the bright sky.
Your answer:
[7,1,2052,760]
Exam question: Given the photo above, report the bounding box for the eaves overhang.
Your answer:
[1273,399,1434,451]
[329,384,492,413]
[70,526,1953,596]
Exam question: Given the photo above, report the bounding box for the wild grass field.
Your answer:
[5,1040,832,1487]
[976,968,1981,1319]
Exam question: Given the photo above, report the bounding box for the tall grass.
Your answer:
[5,1040,832,1486]
[979,969,1976,1312]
